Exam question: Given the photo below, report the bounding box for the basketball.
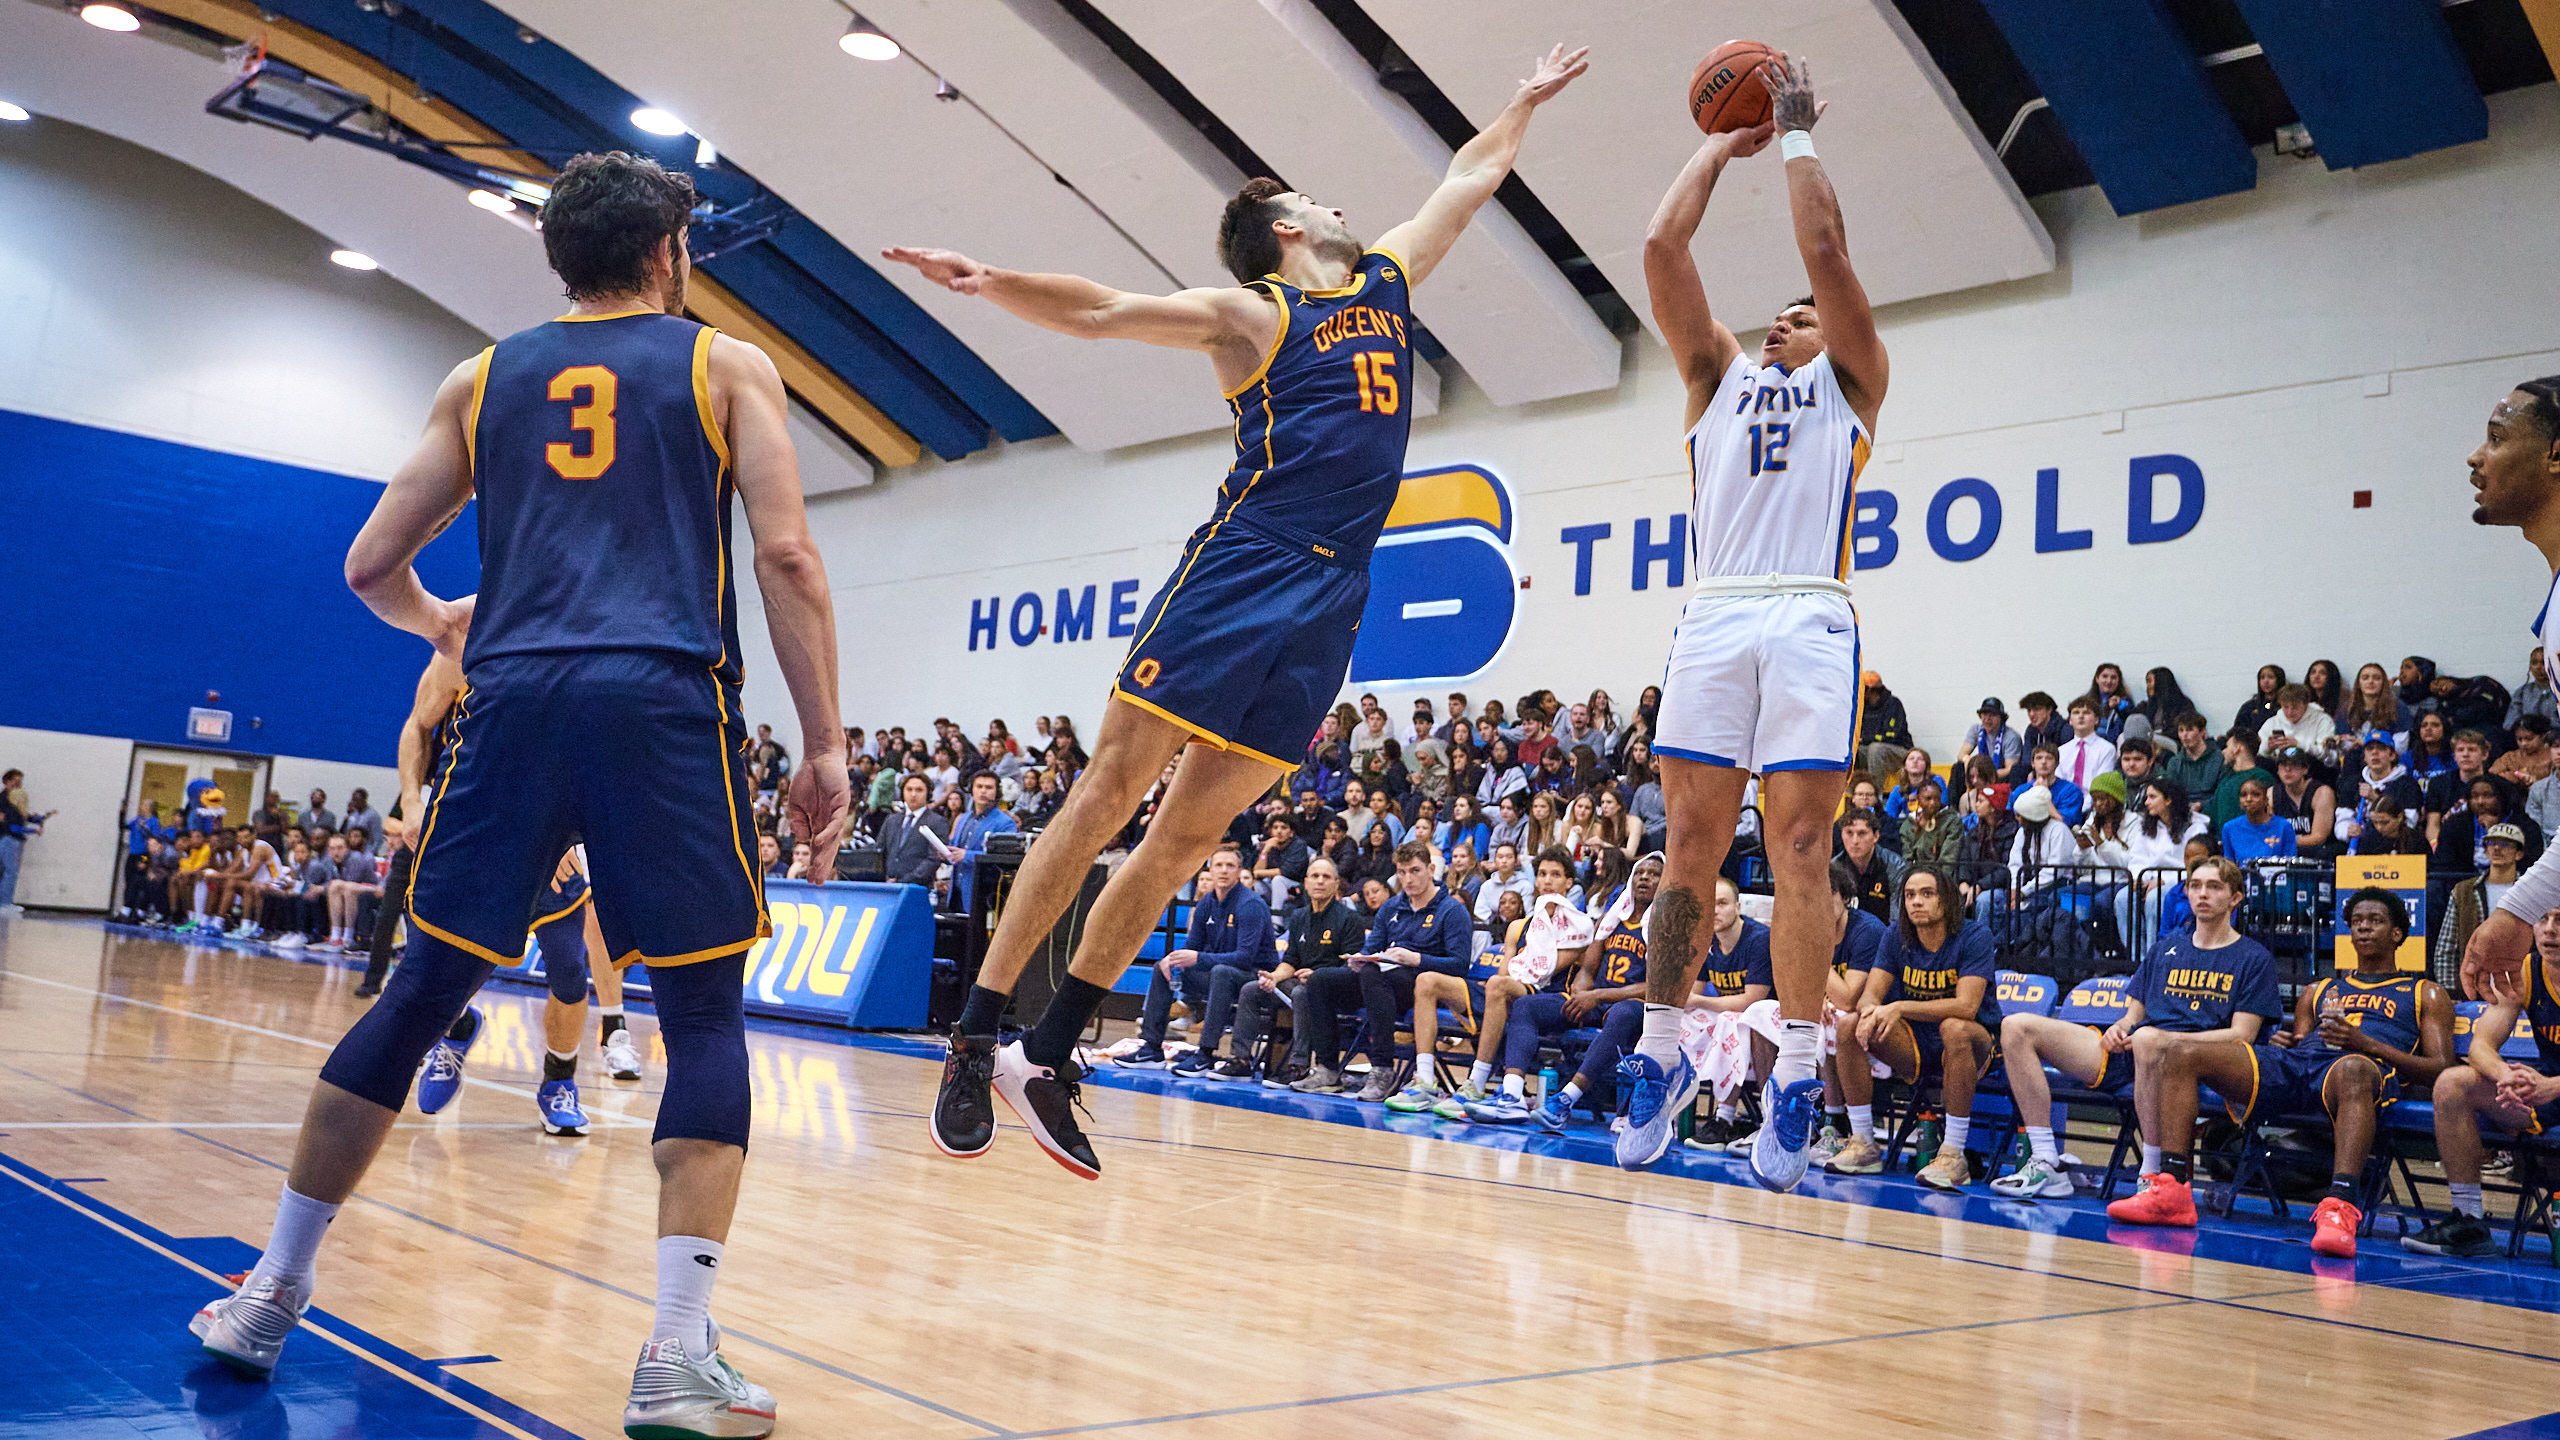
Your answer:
[1689,40,1776,134]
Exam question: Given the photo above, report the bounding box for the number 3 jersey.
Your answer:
[1688,350,1872,583]
[462,310,741,686]
[1219,247,1415,564]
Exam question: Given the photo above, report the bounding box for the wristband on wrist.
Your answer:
[1780,129,1818,162]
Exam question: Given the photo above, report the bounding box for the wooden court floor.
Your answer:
[6,914,2560,1440]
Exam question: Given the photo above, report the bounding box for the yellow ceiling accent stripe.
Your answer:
[2521,0,2560,92]
[148,0,549,177]
[686,275,921,467]
[144,0,922,468]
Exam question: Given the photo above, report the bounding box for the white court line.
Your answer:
[0,1121,530,1129]
[0,970,651,1128]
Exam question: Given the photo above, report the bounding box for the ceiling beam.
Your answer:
[2231,0,2487,169]
[686,275,922,467]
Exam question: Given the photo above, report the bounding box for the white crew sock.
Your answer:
[1773,1019,1820,1089]
[1469,1060,1492,1089]
[248,1186,341,1293]
[2140,1144,2165,1177]
[1943,1116,1971,1153]
[1502,1072,1526,1100]
[1717,1100,1738,1122]
[193,882,209,914]
[1847,1104,1873,1140]
[547,1048,578,1065]
[1558,1080,1584,1106]
[2025,1126,2059,1165]
[332,927,348,944]
[2450,1183,2485,1217]
[1633,1004,1683,1066]
[654,1235,724,1355]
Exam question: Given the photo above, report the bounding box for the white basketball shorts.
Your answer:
[1653,590,1859,773]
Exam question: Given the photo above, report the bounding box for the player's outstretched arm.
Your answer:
[1375,43,1588,287]
[1765,55,1887,428]
[392,645,467,839]
[1643,131,1763,428]
[346,357,480,660]
[881,246,1267,354]
[714,333,852,874]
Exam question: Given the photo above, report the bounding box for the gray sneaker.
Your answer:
[1357,1066,1398,1103]
[189,1272,308,1376]
[1289,1063,1344,1094]
[624,1327,777,1438]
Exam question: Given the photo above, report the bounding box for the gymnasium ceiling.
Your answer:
[2,0,2553,473]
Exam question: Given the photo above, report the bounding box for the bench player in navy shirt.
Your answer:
[188,154,850,1438]
[1686,875,1774,1151]
[2406,904,2560,1256]
[1991,856,2281,1200]
[890,46,1589,1179]
[1830,867,2000,1188]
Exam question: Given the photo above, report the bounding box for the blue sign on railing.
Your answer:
[497,879,935,1029]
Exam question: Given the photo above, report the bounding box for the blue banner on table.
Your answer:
[496,880,936,1029]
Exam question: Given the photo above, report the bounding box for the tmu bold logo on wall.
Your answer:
[1350,464,1521,685]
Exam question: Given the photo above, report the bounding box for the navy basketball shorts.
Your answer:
[2239,1045,2397,1124]
[530,873,591,1005]
[2096,1046,2137,1095]
[1114,515,1369,769]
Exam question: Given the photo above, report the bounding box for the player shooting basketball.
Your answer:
[1615,53,1891,1186]
[884,44,1587,1181]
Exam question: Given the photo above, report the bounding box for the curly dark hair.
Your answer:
[1216,177,1289,283]
[540,152,697,301]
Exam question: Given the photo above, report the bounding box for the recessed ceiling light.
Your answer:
[0,102,29,123]
[467,189,516,214]
[838,14,899,61]
[330,250,378,270]
[630,107,687,136]
[80,4,141,31]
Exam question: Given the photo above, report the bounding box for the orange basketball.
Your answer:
[1689,40,1776,135]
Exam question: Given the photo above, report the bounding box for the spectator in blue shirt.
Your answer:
[949,771,1020,911]
[2221,777,2299,861]
[1291,839,1476,1100]
[1117,845,1275,1072]
[2012,745,2086,826]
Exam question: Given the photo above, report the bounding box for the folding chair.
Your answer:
[1968,971,2057,1179]
[1875,972,2052,1172]
[1983,975,2147,1200]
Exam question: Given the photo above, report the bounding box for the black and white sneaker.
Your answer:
[991,1042,1100,1180]
[931,1028,999,1160]
[1112,1045,1169,1070]
[1206,1056,1255,1082]
[1170,1049,1215,1076]
[2398,1212,2498,1258]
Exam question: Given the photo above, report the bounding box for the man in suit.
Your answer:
[877,772,951,886]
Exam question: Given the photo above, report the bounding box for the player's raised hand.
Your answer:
[881,246,993,295]
[1718,119,1780,162]
[788,750,853,886]
[1516,43,1589,106]
[1759,54,1828,134]
[2463,908,2532,1001]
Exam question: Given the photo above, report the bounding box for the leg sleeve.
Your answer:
[317,928,496,1110]
[647,954,752,1149]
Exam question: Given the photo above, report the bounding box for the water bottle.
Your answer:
[1910,1116,1941,1170]
[1538,1066,1559,1107]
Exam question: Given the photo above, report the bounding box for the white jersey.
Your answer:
[1688,352,1873,583]
[2497,566,2560,924]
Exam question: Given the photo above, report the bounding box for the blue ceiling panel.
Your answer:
[2229,0,2488,169]
[1976,0,2259,215]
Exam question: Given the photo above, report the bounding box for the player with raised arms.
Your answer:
[885,45,1588,1180]
[185,151,850,1439]
[1615,53,1890,1184]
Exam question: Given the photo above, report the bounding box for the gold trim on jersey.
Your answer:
[552,308,662,323]
[1223,282,1291,400]
[689,324,731,472]
[462,347,494,479]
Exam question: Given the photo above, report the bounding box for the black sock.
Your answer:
[599,1013,626,1038]
[1827,1109,1849,1133]
[958,984,1009,1037]
[446,1008,481,1045]
[2162,1153,2191,1184]
[1022,976,1109,1069]
[543,1051,577,1082]
[2329,1175,2358,1202]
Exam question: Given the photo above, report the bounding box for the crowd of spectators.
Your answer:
[112,784,392,952]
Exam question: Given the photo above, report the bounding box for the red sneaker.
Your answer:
[2309,1195,2362,1258]
[2105,1172,2198,1227]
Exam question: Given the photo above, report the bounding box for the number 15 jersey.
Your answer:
[462,310,741,685]
[1687,350,1872,583]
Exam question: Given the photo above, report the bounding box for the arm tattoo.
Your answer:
[1769,58,1819,133]
[426,503,464,543]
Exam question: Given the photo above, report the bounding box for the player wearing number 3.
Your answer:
[887,46,1588,1181]
[1615,56,1893,1185]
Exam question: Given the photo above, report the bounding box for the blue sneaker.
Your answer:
[415,1007,482,1115]
[1463,1093,1532,1124]
[1748,1076,1828,1193]
[1532,1093,1573,1132]
[538,1077,589,1136]
[1612,1051,1698,1171]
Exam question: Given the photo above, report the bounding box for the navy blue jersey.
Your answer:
[1218,249,1414,560]
[1880,920,2000,1029]
[1593,915,1648,989]
[2528,951,2560,1073]
[463,311,740,684]
[1833,907,1886,976]
[2302,972,2428,1056]
[2129,931,2281,1033]
[1706,917,1774,996]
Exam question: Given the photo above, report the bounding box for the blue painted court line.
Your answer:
[2457,1414,2560,1439]
[429,1355,504,1367]
[0,1148,584,1440]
